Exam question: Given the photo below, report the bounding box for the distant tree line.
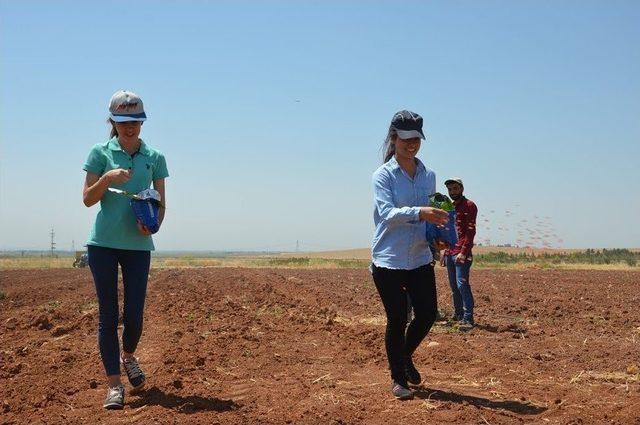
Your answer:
[475,248,638,267]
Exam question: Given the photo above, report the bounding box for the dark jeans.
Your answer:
[88,245,150,376]
[445,255,474,323]
[371,264,438,384]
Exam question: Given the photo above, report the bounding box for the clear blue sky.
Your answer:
[1,1,639,251]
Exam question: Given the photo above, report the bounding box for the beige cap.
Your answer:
[444,177,464,187]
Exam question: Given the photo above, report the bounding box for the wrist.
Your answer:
[100,173,112,185]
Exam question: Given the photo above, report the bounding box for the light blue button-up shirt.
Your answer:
[372,156,436,270]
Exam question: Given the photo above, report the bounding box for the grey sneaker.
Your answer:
[391,381,414,400]
[103,384,125,410]
[459,320,475,331]
[122,357,146,393]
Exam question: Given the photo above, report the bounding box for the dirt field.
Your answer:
[1,267,639,424]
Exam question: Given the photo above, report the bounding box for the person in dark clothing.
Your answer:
[441,178,477,330]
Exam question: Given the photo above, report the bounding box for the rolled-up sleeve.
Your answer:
[373,169,420,224]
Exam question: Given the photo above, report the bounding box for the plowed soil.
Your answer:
[1,267,639,424]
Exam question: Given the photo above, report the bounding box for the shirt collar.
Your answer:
[107,137,151,156]
[455,196,467,207]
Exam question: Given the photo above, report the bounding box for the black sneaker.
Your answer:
[405,358,422,385]
[391,381,414,400]
[122,357,146,393]
[103,384,125,410]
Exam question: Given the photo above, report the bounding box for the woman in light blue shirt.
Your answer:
[371,110,448,400]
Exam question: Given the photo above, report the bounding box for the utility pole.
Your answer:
[296,240,300,253]
[50,228,56,257]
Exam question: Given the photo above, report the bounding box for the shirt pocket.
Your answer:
[392,179,413,207]
[415,183,430,206]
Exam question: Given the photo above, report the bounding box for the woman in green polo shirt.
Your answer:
[82,90,169,410]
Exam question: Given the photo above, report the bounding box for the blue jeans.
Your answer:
[445,255,474,323]
[88,245,150,376]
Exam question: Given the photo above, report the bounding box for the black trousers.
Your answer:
[372,263,438,383]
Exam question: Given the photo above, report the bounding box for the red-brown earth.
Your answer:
[1,267,639,424]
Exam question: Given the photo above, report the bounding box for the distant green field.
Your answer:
[1,248,639,270]
[475,248,638,268]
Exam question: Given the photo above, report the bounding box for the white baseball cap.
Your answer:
[109,90,147,122]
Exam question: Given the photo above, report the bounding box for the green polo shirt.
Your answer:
[83,137,169,251]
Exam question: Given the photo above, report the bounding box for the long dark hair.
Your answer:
[382,125,397,163]
[108,119,118,139]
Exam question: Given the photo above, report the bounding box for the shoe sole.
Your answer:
[406,374,421,385]
[103,402,124,410]
[394,392,414,400]
[406,368,422,385]
[129,381,146,395]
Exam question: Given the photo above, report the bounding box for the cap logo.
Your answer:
[115,101,139,112]
[394,111,420,122]
[393,112,406,122]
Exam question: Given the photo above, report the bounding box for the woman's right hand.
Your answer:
[419,207,449,226]
[104,168,131,185]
